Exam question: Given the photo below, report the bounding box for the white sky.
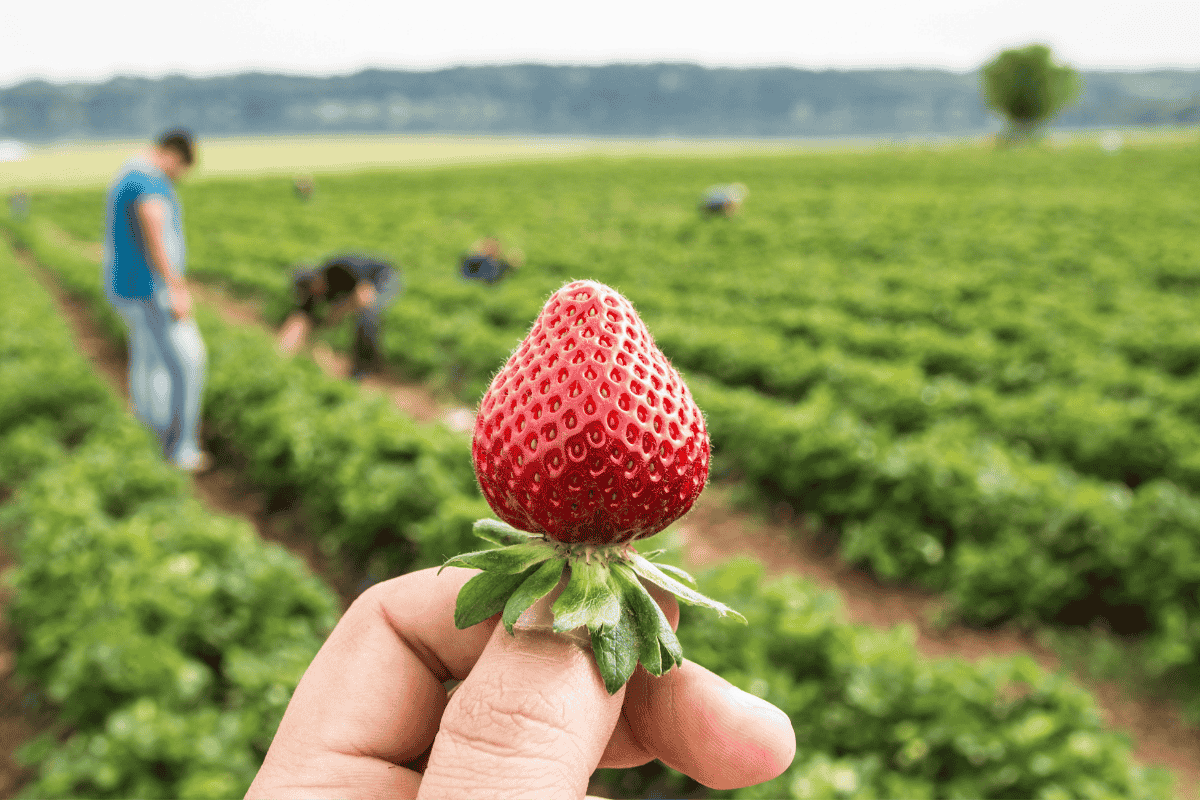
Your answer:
[3,0,1199,88]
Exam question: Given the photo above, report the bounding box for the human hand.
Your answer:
[277,314,309,356]
[245,566,796,800]
[169,283,193,320]
[356,282,377,309]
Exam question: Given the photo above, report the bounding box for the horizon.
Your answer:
[6,60,1200,92]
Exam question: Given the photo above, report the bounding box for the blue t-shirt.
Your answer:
[103,159,185,300]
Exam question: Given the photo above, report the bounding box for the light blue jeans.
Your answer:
[108,289,207,468]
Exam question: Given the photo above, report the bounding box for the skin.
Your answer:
[474,237,502,258]
[470,237,524,269]
[245,566,796,800]
[135,147,193,320]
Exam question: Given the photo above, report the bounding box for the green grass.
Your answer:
[3,127,1196,192]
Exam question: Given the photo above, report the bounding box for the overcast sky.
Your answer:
[3,0,1199,88]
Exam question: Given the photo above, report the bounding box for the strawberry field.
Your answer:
[37,142,1200,682]
[4,137,1200,797]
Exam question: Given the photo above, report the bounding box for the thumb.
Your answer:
[416,596,621,800]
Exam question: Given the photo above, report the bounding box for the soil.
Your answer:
[188,284,466,429]
[6,248,1198,799]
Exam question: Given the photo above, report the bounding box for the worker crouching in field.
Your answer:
[459,237,523,285]
[699,183,748,216]
[278,254,402,380]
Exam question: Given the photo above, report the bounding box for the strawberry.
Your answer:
[472,279,709,544]
[442,280,744,694]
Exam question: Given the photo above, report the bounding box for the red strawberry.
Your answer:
[442,280,742,695]
[472,279,709,544]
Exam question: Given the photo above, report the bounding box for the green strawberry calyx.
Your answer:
[438,518,746,694]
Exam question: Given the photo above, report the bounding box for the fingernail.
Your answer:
[723,682,792,729]
[711,680,796,774]
[710,681,796,777]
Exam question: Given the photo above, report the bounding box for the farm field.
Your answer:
[32,137,1200,687]
[2,127,1192,192]
[4,135,1200,797]
[0,133,862,192]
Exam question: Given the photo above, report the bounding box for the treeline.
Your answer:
[2,63,1199,142]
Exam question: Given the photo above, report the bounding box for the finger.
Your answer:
[247,567,499,800]
[622,658,796,790]
[594,673,658,769]
[416,577,685,780]
[416,596,625,799]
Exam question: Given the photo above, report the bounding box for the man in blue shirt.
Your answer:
[103,129,210,472]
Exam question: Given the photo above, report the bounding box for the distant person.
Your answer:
[699,183,748,216]
[293,174,314,201]
[278,254,402,380]
[102,129,210,473]
[459,237,523,285]
[8,190,30,219]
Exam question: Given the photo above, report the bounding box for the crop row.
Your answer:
[38,187,1200,719]
[6,219,494,578]
[5,210,1186,798]
[650,317,1200,488]
[92,154,1200,708]
[34,194,1200,501]
[31,148,1200,387]
[270,270,1200,499]
[34,154,1200,496]
[697,379,1200,692]
[33,155,1200,507]
[0,237,339,798]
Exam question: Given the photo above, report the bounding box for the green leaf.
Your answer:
[454,566,539,629]
[659,622,683,672]
[590,600,639,695]
[612,565,667,676]
[627,553,747,623]
[654,561,699,587]
[442,542,554,574]
[502,557,566,634]
[551,560,621,633]
[474,518,541,547]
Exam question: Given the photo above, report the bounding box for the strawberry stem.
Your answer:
[442,519,745,694]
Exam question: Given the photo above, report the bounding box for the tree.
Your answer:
[982,44,1081,146]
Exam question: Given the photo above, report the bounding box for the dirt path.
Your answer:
[12,243,1200,798]
[189,283,471,430]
